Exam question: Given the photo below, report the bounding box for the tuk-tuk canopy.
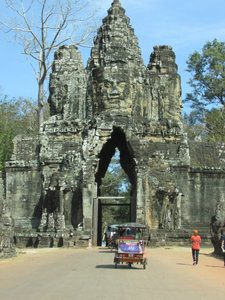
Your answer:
[117,222,147,230]
[109,224,120,228]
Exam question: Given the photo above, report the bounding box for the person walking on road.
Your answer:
[221,228,225,267]
[190,230,201,265]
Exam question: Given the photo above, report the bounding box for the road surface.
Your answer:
[0,246,224,300]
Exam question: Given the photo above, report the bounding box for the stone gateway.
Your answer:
[1,0,225,253]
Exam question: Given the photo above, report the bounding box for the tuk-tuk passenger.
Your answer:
[135,229,141,240]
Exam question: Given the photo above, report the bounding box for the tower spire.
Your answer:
[88,0,144,68]
[112,0,121,5]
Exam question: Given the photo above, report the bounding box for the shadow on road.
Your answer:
[176,263,193,267]
[96,264,117,269]
[98,250,115,254]
[96,264,145,270]
[200,253,213,256]
[204,265,225,268]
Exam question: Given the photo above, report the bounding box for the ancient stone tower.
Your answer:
[1,0,225,250]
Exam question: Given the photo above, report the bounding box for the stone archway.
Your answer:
[94,127,137,244]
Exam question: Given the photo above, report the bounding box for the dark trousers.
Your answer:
[192,249,199,264]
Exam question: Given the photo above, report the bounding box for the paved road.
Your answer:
[0,246,224,300]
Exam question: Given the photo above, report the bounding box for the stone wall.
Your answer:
[0,171,15,257]
[5,135,41,231]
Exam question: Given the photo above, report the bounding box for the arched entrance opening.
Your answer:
[95,127,137,245]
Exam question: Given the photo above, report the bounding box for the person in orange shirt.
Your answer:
[190,230,201,265]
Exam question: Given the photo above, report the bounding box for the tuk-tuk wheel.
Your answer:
[115,263,117,268]
[128,262,132,268]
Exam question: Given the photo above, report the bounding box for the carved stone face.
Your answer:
[92,64,133,114]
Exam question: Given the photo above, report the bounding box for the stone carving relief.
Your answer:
[210,198,225,254]
[92,65,131,114]
[155,188,181,230]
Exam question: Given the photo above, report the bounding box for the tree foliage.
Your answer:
[0,95,49,170]
[184,39,225,142]
[182,112,206,141]
[0,0,96,130]
[185,39,225,111]
[183,109,225,143]
[100,156,131,197]
[204,109,225,143]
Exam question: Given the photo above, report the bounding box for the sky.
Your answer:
[0,0,225,114]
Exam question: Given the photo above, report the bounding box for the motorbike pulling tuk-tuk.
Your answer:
[103,224,120,248]
[113,223,147,269]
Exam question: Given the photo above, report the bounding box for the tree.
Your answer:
[204,109,225,143]
[185,39,225,112]
[0,95,47,170]
[0,0,96,131]
[184,39,225,142]
[100,150,131,198]
[182,112,206,141]
[183,109,225,143]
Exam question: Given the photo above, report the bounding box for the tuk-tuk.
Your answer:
[114,222,147,269]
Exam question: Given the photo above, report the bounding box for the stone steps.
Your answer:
[147,229,212,247]
[13,229,91,249]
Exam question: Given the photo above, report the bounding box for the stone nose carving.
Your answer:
[110,85,120,97]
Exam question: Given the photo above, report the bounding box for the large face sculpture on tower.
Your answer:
[92,63,134,115]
